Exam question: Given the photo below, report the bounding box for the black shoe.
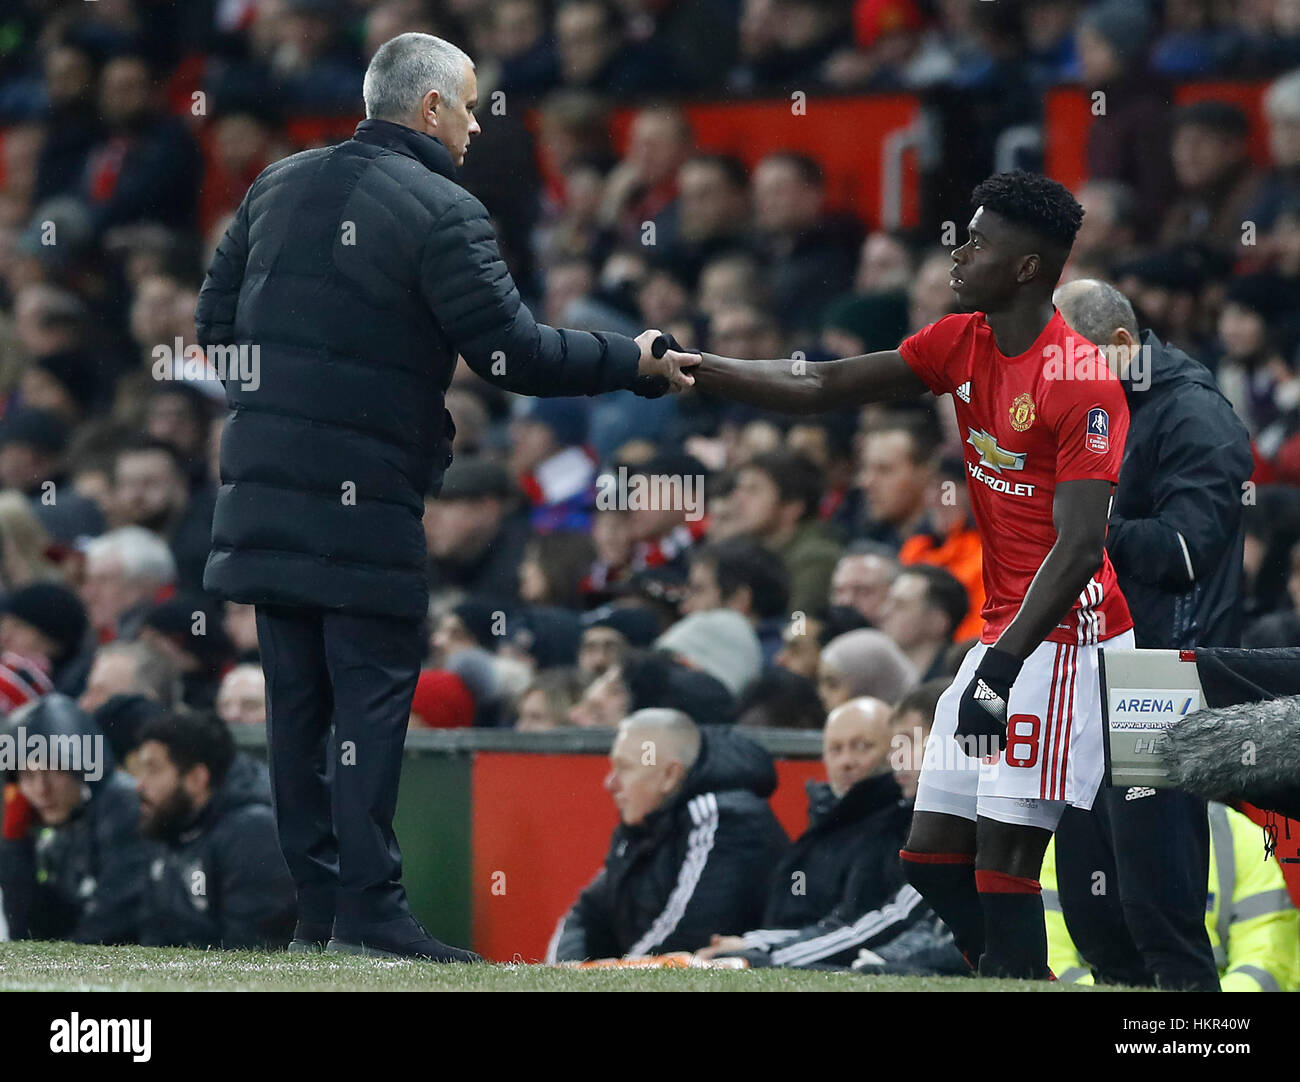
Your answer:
[288,921,332,954]
[326,916,482,964]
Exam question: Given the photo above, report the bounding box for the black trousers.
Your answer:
[255,604,423,934]
[1055,787,1220,990]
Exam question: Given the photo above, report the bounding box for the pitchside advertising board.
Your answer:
[1100,648,1204,788]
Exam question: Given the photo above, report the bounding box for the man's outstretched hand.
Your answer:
[633,329,699,397]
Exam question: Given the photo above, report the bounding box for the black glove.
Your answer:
[955,647,1023,756]
[632,333,696,399]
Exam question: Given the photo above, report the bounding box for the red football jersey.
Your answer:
[898,310,1133,646]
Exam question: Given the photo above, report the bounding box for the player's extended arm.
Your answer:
[689,349,928,414]
[955,479,1114,750]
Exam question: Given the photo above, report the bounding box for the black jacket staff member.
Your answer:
[1052,277,1254,990]
[195,32,695,962]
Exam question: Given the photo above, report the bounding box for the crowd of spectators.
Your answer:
[1,0,1300,955]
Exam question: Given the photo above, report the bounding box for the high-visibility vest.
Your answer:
[1042,802,1300,991]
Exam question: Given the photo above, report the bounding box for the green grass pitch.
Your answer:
[0,941,1139,992]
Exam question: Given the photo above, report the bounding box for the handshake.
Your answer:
[633,329,701,398]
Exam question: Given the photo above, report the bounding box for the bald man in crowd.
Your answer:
[696,698,930,968]
[546,710,787,962]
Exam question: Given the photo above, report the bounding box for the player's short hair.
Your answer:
[971,171,1084,251]
[898,564,969,641]
[1053,278,1140,346]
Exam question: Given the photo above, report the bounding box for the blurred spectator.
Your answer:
[856,411,938,549]
[658,153,751,288]
[877,564,968,682]
[216,662,266,727]
[33,38,101,207]
[79,640,180,717]
[0,581,91,695]
[0,694,149,944]
[1245,69,1300,233]
[817,627,917,710]
[138,594,234,710]
[1079,1,1176,243]
[553,0,676,96]
[502,604,584,673]
[1071,180,1140,272]
[1213,272,1296,436]
[824,0,956,92]
[514,667,583,731]
[727,449,843,617]
[854,231,914,295]
[729,0,847,92]
[897,455,985,641]
[829,550,899,626]
[110,438,215,591]
[598,105,694,247]
[198,102,289,238]
[547,710,788,961]
[0,490,64,590]
[1243,539,1300,646]
[683,536,790,658]
[656,608,764,700]
[134,710,296,949]
[0,407,104,542]
[425,456,529,606]
[576,605,659,677]
[222,601,259,663]
[751,152,863,334]
[520,530,597,610]
[571,649,733,728]
[81,51,202,238]
[907,248,960,332]
[408,668,475,729]
[888,677,946,801]
[1160,100,1264,253]
[733,665,826,730]
[79,525,177,642]
[510,397,596,532]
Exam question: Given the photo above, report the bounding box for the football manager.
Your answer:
[195,33,696,962]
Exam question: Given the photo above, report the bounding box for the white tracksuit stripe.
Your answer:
[626,793,719,957]
[768,884,925,967]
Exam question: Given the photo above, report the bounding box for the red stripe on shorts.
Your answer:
[1040,643,1063,799]
[1057,645,1078,801]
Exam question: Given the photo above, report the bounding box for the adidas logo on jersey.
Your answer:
[955,381,971,403]
[973,679,999,701]
[1125,786,1157,801]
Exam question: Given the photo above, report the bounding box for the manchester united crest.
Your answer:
[1009,392,1036,432]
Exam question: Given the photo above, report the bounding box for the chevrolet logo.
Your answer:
[967,428,1026,473]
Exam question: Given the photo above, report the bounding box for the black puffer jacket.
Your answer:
[0,695,150,944]
[548,726,789,961]
[736,772,930,968]
[1107,332,1254,648]
[196,119,644,619]
[138,753,296,950]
